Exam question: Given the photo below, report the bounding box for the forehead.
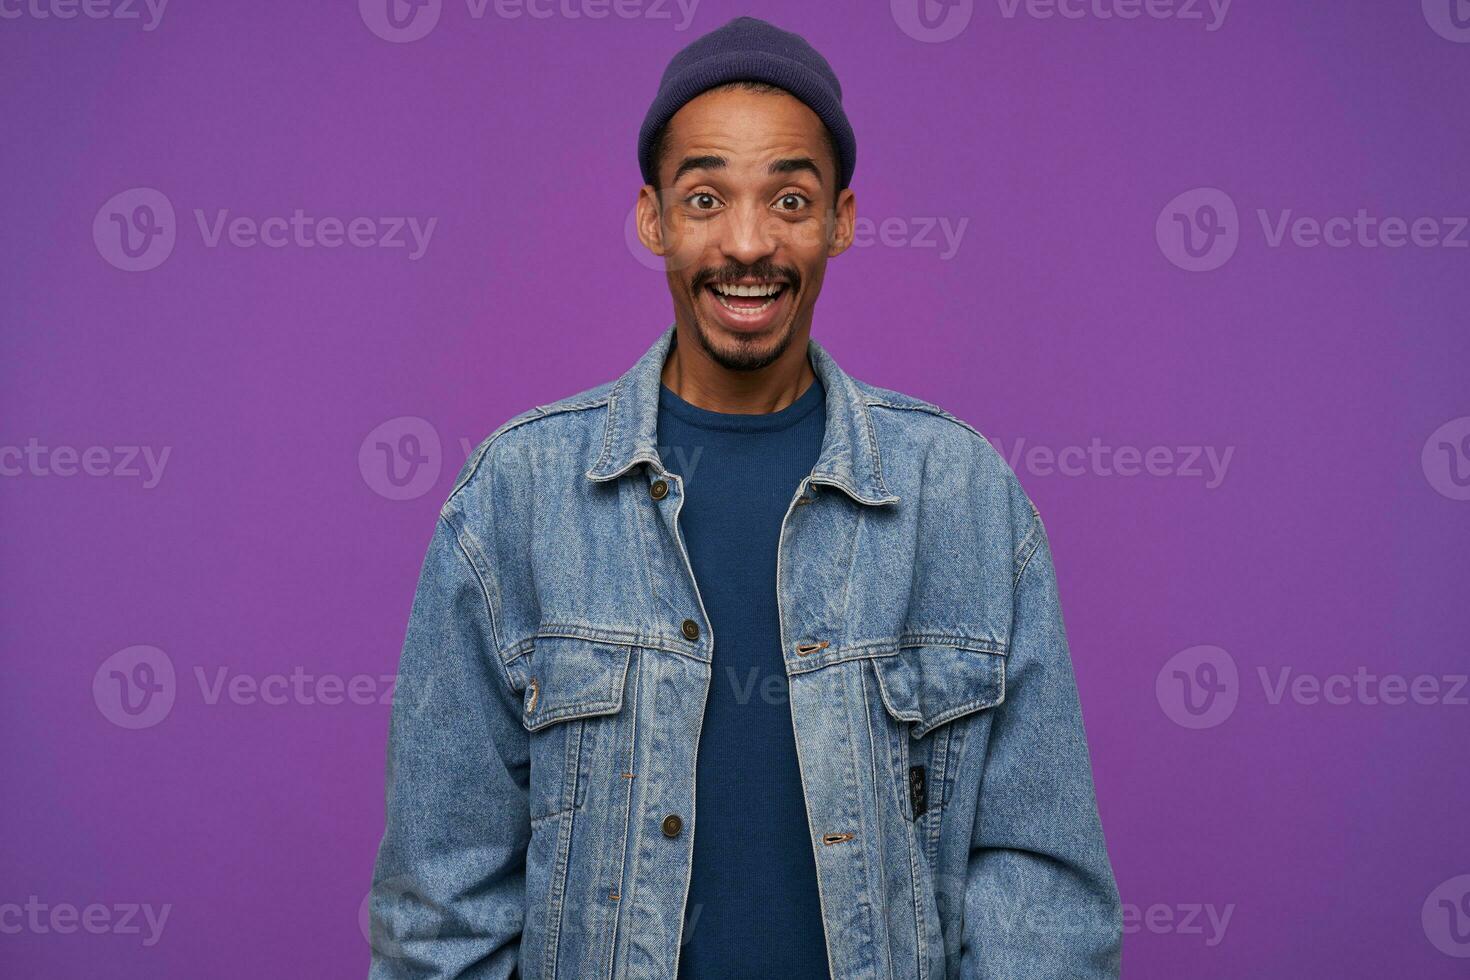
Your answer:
[663,86,830,176]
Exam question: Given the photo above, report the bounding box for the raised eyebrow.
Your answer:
[768,157,823,186]
[672,155,727,185]
[672,155,825,187]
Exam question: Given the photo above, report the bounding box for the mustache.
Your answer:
[692,264,800,290]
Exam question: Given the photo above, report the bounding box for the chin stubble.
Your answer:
[690,297,794,373]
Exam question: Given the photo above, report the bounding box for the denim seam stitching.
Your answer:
[519,644,632,732]
[1013,503,1045,587]
[544,773,575,980]
[606,647,640,979]
[857,397,897,500]
[441,512,515,696]
[786,671,841,979]
[871,656,1006,738]
[841,663,892,980]
[448,407,548,502]
[628,479,669,660]
[858,662,906,980]
[789,639,1009,677]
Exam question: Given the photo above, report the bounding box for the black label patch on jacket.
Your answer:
[908,764,928,818]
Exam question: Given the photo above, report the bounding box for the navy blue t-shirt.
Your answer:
[657,366,831,980]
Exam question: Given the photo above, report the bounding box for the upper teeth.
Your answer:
[713,282,783,297]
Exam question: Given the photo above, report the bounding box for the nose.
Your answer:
[720,199,779,268]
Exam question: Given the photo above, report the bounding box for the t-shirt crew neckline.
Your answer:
[658,372,825,434]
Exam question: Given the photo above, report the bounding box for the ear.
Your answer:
[635,186,667,256]
[827,187,857,258]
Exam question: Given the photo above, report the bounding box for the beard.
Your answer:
[685,306,798,371]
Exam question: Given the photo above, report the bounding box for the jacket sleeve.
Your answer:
[368,511,530,979]
[959,506,1122,978]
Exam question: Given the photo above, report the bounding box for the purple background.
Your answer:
[3,1,1468,976]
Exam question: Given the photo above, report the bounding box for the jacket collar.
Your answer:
[585,322,900,506]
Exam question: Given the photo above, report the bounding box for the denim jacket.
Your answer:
[369,323,1122,979]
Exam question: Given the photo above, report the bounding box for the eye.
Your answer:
[685,192,723,211]
[775,193,810,212]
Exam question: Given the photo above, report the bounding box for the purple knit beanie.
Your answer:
[637,16,856,190]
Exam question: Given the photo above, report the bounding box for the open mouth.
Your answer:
[705,279,787,310]
[704,280,789,315]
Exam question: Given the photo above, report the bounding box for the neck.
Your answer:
[660,321,817,414]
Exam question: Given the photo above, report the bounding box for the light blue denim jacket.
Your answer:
[369,323,1122,979]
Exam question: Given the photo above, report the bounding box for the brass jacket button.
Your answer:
[650,479,668,499]
[661,813,683,838]
[681,619,700,641]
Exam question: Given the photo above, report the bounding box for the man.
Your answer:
[369,15,1121,980]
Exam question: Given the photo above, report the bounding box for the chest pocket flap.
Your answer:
[872,641,1006,739]
[520,635,632,733]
